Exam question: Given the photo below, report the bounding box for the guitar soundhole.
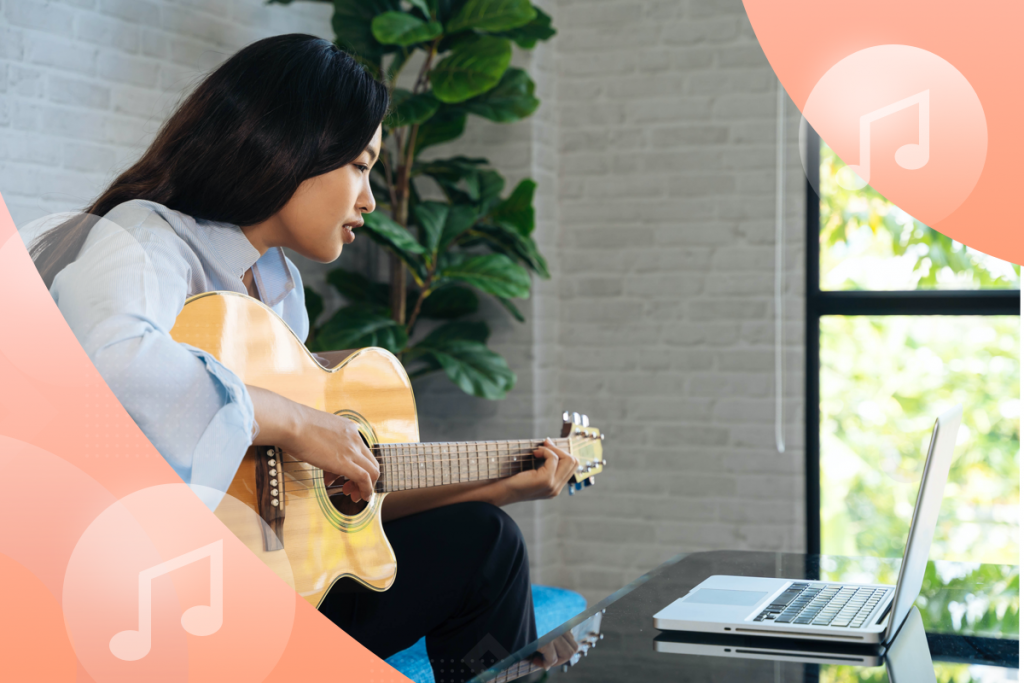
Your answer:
[329,492,368,516]
[324,430,373,516]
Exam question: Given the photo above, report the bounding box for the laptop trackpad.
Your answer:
[685,589,767,606]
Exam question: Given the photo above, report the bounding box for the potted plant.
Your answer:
[273,0,556,399]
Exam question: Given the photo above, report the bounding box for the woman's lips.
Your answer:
[342,225,356,244]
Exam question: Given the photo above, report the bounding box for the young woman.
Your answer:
[29,34,579,683]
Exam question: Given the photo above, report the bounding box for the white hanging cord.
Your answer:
[774,79,787,454]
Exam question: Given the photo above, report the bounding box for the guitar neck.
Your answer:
[372,438,570,493]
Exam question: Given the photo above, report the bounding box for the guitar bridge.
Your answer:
[255,445,285,551]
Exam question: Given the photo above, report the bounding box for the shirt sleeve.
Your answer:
[50,205,255,512]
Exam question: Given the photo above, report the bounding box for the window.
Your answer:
[805,127,1020,564]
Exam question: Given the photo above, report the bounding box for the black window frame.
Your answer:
[803,125,1021,553]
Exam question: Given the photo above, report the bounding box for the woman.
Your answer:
[29,34,578,682]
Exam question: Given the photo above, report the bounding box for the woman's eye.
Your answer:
[355,164,369,173]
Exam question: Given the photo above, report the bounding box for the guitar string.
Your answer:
[283,464,536,494]
[280,461,540,489]
[279,455,540,492]
[277,450,584,489]
[279,455,541,479]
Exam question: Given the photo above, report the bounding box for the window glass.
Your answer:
[819,142,1020,291]
[819,315,1019,564]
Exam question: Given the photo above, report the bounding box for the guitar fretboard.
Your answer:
[371,438,570,492]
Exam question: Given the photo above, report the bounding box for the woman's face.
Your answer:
[271,124,382,263]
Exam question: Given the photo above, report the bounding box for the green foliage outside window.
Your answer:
[819,144,1020,291]
[272,0,556,399]
[818,141,1020,567]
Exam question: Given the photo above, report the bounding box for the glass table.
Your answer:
[469,550,1020,682]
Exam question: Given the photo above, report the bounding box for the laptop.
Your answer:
[653,406,961,647]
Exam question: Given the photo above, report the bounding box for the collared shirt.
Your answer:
[27,198,309,511]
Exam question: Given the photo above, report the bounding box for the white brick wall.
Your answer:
[1,0,808,607]
[541,0,806,603]
[0,0,333,224]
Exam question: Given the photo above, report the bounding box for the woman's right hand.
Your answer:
[247,385,379,502]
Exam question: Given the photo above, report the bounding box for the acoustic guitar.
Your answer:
[170,291,606,608]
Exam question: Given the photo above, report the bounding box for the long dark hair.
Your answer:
[30,33,390,289]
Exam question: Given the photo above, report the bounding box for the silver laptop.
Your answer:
[654,406,961,647]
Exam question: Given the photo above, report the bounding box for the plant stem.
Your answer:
[405,271,433,335]
[389,37,441,327]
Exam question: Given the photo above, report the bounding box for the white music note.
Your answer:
[109,540,224,661]
[838,90,930,190]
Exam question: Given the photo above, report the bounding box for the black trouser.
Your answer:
[318,501,537,683]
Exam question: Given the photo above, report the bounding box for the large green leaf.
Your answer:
[472,222,548,278]
[496,296,525,322]
[386,89,440,128]
[420,285,479,319]
[438,252,530,298]
[358,212,427,281]
[331,0,400,64]
[411,201,479,257]
[415,105,468,153]
[414,156,489,203]
[446,0,536,33]
[421,319,490,345]
[428,35,512,104]
[439,203,478,252]
[415,156,488,180]
[371,11,442,47]
[489,178,536,235]
[304,286,324,330]
[495,5,555,48]
[326,268,390,307]
[407,0,432,18]
[414,339,516,399]
[435,0,470,24]
[413,201,449,255]
[315,304,408,354]
[462,68,539,122]
[477,170,506,210]
[361,212,426,255]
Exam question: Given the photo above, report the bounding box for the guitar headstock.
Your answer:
[562,411,605,495]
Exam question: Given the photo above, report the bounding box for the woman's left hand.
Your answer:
[497,438,579,505]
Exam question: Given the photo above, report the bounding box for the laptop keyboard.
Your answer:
[752,583,891,629]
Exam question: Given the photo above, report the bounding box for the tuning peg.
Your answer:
[572,411,581,425]
[562,410,571,424]
[581,414,589,427]
[584,476,596,487]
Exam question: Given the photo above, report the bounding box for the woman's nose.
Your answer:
[359,180,376,214]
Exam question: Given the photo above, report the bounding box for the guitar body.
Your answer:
[169,291,419,607]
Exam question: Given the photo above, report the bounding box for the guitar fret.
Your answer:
[375,436,576,493]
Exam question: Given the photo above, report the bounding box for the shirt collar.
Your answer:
[196,218,295,307]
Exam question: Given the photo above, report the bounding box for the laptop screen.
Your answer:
[883,406,961,643]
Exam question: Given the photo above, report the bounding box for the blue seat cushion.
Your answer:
[385,584,587,683]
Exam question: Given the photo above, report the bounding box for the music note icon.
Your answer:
[109,540,224,661]
[838,90,930,190]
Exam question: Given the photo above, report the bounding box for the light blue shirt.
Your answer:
[28,199,309,511]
